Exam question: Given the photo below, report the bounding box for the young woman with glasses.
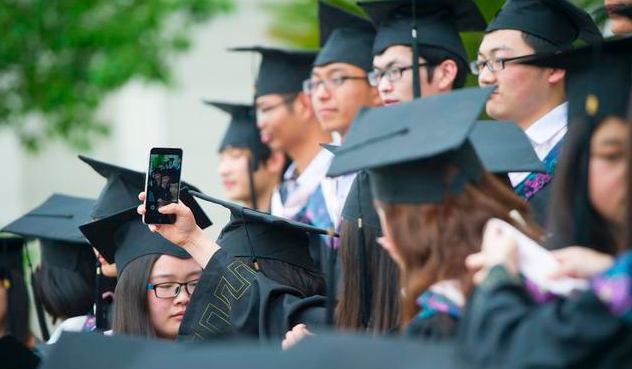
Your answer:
[112,253,201,340]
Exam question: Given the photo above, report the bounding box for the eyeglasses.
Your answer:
[147,279,199,299]
[256,94,296,117]
[302,75,368,94]
[469,54,536,75]
[367,63,432,87]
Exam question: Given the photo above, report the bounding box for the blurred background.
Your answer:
[0,0,609,336]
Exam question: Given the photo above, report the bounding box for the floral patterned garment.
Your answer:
[414,290,462,322]
[591,251,632,324]
[514,138,565,201]
[293,186,336,247]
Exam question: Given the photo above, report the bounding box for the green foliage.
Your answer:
[1,0,233,152]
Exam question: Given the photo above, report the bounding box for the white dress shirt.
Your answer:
[508,102,568,187]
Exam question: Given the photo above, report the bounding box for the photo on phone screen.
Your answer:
[143,148,182,224]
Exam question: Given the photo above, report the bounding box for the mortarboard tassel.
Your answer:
[411,0,422,99]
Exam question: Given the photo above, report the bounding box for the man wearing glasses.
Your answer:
[359,0,486,104]
[231,48,334,234]
[473,0,601,225]
[303,2,381,236]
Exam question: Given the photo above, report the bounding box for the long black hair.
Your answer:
[34,246,96,321]
[1,267,30,345]
[549,117,623,255]
[336,220,400,334]
[112,254,160,337]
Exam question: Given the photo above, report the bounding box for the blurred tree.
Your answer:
[1,0,233,152]
[262,0,606,87]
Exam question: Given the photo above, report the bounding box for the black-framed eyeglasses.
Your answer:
[147,279,199,299]
[302,75,368,94]
[469,54,537,75]
[368,63,432,87]
[256,94,297,116]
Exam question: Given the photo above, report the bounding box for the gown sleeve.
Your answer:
[177,249,326,343]
[405,312,459,341]
[458,266,632,369]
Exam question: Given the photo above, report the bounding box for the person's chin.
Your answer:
[611,19,632,34]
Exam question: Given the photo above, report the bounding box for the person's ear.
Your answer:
[547,68,566,85]
[264,151,287,176]
[294,92,314,121]
[436,59,459,91]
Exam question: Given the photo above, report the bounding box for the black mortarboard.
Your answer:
[0,335,40,369]
[486,0,602,47]
[314,1,375,72]
[518,36,632,124]
[327,86,495,204]
[205,101,270,169]
[471,121,546,174]
[341,171,381,233]
[189,190,329,273]
[326,119,545,177]
[358,0,486,64]
[79,155,211,228]
[230,46,317,97]
[79,206,192,275]
[1,194,95,271]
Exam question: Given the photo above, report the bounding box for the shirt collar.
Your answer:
[524,102,568,146]
[283,148,333,185]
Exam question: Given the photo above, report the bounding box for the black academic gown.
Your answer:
[177,249,326,342]
[458,266,632,369]
[406,313,459,342]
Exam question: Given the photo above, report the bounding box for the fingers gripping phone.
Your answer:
[143,148,183,224]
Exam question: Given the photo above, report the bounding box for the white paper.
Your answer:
[487,218,589,296]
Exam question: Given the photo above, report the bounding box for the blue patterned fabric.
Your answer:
[592,251,632,324]
[414,290,462,322]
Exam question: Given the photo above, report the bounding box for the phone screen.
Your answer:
[144,148,182,224]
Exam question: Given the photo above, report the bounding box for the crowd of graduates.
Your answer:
[2,0,632,368]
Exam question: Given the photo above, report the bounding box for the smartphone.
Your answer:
[143,148,183,224]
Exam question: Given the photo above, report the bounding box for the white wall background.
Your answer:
[0,0,286,339]
[0,0,283,241]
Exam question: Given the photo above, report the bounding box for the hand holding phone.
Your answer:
[143,148,183,224]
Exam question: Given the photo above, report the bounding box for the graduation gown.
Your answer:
[177,249,326,342]
[458,266,632,369]
[405,290,461,341]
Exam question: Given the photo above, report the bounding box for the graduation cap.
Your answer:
[205,101,270,211]
[1,194,95,271]
[358,0,486,64]
[188,190,328,273]
[471,121,546,174]
[79,155,211,228]
[314,1,376,72]
[0,335,40,369]
[205,101,269,166]
[327,86,495,203]
[79,205,192,275]
[486,0,602,47]
[230,46,317,97]
[518,36,632,125]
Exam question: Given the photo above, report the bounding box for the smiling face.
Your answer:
[605,0,632,34]
[589,117,629,227]
[146,255,202,339]
[310,62,380,136]
[476,30,565,129]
